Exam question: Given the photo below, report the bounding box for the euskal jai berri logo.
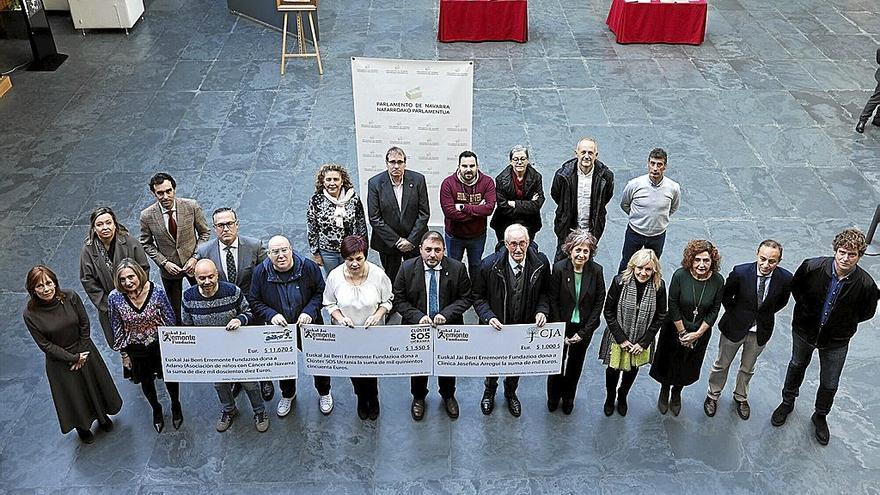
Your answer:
[162,329,196,345]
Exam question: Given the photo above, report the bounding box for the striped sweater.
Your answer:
[181,281,252,327]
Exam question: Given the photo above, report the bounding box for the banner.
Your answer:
[351,57,474,227]
[433,323,565,377]
[300,324,434,377]
[158,326,298,383]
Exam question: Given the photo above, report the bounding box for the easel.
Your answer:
[276,0,323,75]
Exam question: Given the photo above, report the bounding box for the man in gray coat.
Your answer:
[856,48,880,133]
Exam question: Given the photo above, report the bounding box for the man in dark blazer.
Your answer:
[139,172,211,321]
[367,146,430,284]
[197,207,273,401]
[393,231,472,421]
[856,48,880,133]
[704,240,792,420]
[473,223,551,417]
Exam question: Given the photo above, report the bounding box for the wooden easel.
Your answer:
[276,0,323,75]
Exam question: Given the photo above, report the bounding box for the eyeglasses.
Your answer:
[214,221,237,230]
[268,247,291,256]
[387,159,406,165]
[511,157,528,162]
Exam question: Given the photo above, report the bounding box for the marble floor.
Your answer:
[1,0,879,492]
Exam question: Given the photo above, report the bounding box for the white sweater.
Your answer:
[323,261,394,325]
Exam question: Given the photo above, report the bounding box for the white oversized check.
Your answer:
[299,324,433,377]
[433,322,565,376]
[158,325,298,382]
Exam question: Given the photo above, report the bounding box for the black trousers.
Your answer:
[547,329,592,401]
[411,376,456,399]
[161,276,196,323]
[378,250,418,287]
[860,80,880,123]
[351,377,379,403]
[485,376,520,395]
[280,376,331,399]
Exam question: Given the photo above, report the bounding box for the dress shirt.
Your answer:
[423,262,442,312]
[577,166,593,230]
[389,172,404,210]
[219,237,240,281]
[160,202,178,237]
[749,268,773,333]
[821,263,849,327]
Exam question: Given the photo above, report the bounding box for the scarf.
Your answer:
[323,188,355,228]
[95,237,115,271]
[617,277,656,344]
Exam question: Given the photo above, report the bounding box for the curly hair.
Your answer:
[314,163,354,193]
[681,239,721,274]
[561,229,597,259]
[832,228,868,256]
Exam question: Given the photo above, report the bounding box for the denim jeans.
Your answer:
[781,332,849,415]
[319,249,344,279]
[215,381,265,415]
[618,225,666,275]
[445,232,487,275]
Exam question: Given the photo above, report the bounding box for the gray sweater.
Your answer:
[620,174,681,237]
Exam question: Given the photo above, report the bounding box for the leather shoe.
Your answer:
[260,381,275,402]
[444,397,460,419]
[506,394,522,417]
[811,413,830,446]
[153,409,165,434]
[411,398,426,421]
[735,400,751,420]
[703,397,717,417]
[669,393,682,417]
[856,121,866,133]
[616,397,628,417]
[76,428,94,444]
[171,403,184,430]
[356,398,369,420]
[368,399,380,421]
[480,390,495,416]
[603,398,615,417]
[771,402,793,427]
[561,398,574,415]
[657,387,669,415]
[98,417,114,432]
[547,397,560,412]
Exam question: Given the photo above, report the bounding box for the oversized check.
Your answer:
[433,323,565,376]
[300,324,433,377]
[158,325,298,382]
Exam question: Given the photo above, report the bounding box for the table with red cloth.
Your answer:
[438,0,528,43]
[606,0,707,45]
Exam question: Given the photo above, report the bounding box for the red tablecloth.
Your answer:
[438,0,528,43]
[606,0,707,45]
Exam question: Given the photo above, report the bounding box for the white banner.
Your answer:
[158,326,298,383]
[300,324,434,377]
[351,57,474,227]
[433,323,566,377]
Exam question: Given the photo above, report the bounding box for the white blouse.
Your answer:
[323,261,394,325]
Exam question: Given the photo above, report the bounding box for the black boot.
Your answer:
[171,402,184,430]
[657,384,670,415]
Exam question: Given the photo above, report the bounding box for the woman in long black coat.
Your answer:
[23,265,122,443]
[547,229,605,414]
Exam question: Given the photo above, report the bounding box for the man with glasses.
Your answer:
[771,229,879,446]
[473,224,551,417]
[197,208,274,401]
[367,146,430,283]
[250,236,332,417]
[551,137,614,262]
[490,145,545,247]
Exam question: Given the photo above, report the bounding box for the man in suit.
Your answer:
[704,240,793,420]
[473,223,551,417]
[393,231,472,421]
[856,48,880,133]
[367,146,430,284]
[550,137,614,262]
[197,207,274,402]
[139,172,211,321]
[772,229,879,446]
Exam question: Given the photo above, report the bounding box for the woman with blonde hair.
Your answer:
[306,163,368,277]
[598,248,667,416]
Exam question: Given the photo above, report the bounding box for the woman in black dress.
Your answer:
[23,265,122,443]
[547,229,605,414]
[650,240,724,416]
[598,248,667,416]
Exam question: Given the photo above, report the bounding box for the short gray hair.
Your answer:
[508,145,529,161]
[504,223,529,242]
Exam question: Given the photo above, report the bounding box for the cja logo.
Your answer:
[527,327,562,343]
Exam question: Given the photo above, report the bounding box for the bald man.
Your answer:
[181,259,269,433]
[249,235,331,417]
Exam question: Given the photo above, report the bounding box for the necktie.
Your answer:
[428,269,439,318]
[225,246,236,283]
[166,210,177,240]
[757,275,768,305]
[514,264,522,279]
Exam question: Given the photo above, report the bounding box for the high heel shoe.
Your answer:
[153,409,165,434]
[171,403,184,430]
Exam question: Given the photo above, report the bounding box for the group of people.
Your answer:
[23,142,878,450]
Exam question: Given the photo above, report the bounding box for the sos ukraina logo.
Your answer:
[525,326,563,344]
[436,328,469,342]
[162,329,196,345]
[263,328,293,343]
[301,327,336,342]
[410,328,431,344]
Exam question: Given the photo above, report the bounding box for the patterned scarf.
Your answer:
[323,188,355,228]
[95,238,115,271]
[617,277,656,344]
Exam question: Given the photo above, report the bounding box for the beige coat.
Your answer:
[139,198,211,279]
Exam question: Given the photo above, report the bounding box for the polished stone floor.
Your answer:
[1,0,879,492]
